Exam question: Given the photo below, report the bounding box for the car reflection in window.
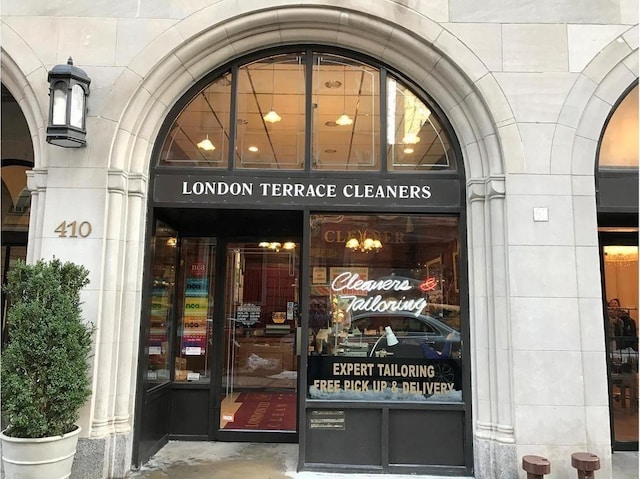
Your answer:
[344,312,462,389]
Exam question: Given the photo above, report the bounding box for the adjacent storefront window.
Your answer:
[307,214,462,402]
[600,85,639,169]
[603,246,639,445]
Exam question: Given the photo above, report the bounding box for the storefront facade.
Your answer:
[1,2,637,478]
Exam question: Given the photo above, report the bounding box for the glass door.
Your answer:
[602,242,638,448]
[219,241,299,432]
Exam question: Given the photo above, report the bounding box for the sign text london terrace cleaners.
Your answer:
[181,180,432,200]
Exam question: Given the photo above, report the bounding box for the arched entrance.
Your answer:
[105,6,514,477]
[136,47,471,475]
[1,84,34,342]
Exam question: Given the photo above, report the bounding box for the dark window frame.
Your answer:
[152,46,463,178]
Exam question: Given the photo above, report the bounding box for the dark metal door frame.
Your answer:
[210,234,301,443]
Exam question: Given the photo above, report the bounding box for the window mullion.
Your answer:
[304,49,313,172]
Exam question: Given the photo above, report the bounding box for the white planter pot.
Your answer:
[1,426,81,479]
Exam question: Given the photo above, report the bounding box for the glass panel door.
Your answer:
[603,244,638,446]
[219,241,299,432]
[146,222,178,388]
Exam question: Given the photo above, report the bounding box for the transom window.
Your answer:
[158,49,456,172]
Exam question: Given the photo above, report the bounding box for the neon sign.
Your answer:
[419,277,438,292]
[330,272,428,316]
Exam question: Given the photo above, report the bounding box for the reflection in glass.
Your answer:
[146,221,177,389]
[1,166,31,232]
[387,76,453,171]
[312,54,380,171]
[174,238,216,383]
[235,53,305,170]
[159,73,232,166]
[70,84,85,128]
[307,214,462,402]
[52,83,67,125]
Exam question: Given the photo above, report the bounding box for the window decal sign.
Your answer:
[307,357,460,401]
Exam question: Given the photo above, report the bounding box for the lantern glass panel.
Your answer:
[52,83,67,125]
[70,84,85,129]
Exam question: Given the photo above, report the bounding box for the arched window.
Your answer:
[599,84,638,169]
[597,82,638,450]
[158,49,457,173]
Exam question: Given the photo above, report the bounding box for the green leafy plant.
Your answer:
[1,258,93,438]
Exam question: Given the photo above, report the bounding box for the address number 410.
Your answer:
[55,220,92,238]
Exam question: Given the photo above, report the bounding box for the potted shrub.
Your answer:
[1,258,93,479]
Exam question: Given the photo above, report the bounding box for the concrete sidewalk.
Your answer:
[126,441,639,479]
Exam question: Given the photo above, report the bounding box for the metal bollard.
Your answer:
[522,455,551,479]
[571,452,600,479]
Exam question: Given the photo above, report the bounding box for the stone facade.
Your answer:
[1,1,637,478]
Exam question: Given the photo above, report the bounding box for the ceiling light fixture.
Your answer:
[401,132,420,144]
[263,61,281,123]
[336,113,353,127]
[248,146,259,152]
[263,110,281,123]
[345,230,382,253]
[335,65,353,126]
[197,134,215,151]
[325,80,342,89]
[403,147,414,154]
[258,241,296,252]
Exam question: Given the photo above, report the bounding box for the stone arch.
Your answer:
[552,25,638,175]
[0,47,46,168]
[0,45,48,262]
[107,5,519,180]
[100,5,519,477]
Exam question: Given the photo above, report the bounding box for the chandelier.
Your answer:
[345,230,382,253]
[259,241,296,252]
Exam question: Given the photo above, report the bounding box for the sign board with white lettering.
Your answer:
[153,174,460,209]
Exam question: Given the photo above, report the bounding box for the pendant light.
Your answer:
[263,61,281,123]
[335,65,353,126]
[197,134,215,151]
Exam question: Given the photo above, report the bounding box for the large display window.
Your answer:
[307,214,461,402]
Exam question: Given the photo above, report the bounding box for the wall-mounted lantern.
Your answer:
[46,57,91,148]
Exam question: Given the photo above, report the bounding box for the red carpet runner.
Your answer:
[224,392,296,431]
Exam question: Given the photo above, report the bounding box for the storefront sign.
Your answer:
[331,271,427,316]
[308,357,458,398]
[153,174,460,209]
